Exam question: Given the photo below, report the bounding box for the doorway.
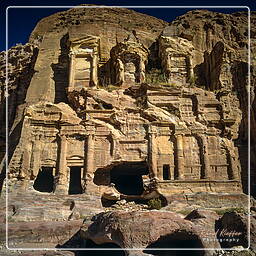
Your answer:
[163,164,171,180]
[68,166,83,195]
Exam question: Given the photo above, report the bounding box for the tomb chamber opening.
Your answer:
[33,167,54,193]
[68,166,83,195]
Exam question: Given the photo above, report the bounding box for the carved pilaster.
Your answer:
[175,134,185,180]
[148,125,158,179]
[84,129,96,192]
[200,135,210,179]
[30,134,41,179]
[55,134,68,194]
[222,139,240,181]
[20,145,31,180]
[226,147,240,180]
[186,56,194,81]
[69,53,75,88]
[91,55,98,87]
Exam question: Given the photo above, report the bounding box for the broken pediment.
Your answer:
[110,34,149,86]
[69,35,100,54]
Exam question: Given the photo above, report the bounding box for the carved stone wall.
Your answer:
[8,80,242,197]
[5,9,251,199]
[110,33,148,87]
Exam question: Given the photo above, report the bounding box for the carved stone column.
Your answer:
[223,139,240,181]
[19,143,32,190]
[30,134,41,179]
[20,146,31,180]
[55,134,68,194]
[69,53,75,89]
[175,134,185,180]
[148,125,158,179]
[186,56,194,81]
[91,55,98,87]
[84,131,96,192]
[226,148,240,180]
[200,135,210,179]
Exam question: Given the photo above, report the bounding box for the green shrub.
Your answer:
[188,74,197,86]
[177,209,194,216]
[147,198,162,210]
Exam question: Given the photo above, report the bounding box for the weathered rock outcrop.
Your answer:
[164,10,256,195]
[0,5,254,252]
[72,210,220,254]
[56,209,254,255]
[0,44,38,192]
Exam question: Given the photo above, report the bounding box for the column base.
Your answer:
[54,184,68,195]
[84,182,101,196]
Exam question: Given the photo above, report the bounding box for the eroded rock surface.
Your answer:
[0,5,255,253]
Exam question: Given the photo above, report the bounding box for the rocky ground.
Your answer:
[0,189,255,255]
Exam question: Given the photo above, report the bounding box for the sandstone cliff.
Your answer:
[164,10,256,195]
[0,6,167,193]
[0,6,255,253]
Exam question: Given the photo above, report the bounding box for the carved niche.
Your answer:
[110,33,148,86]
[68,35,100,90]
[159,36,194,86]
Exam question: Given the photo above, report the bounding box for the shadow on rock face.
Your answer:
[58,234,126,256]
[143,231,205,256]
[73,240,126,256]
[215,211,249,249]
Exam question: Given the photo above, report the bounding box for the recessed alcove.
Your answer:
[110,162,149,195]
[33,167,54,193]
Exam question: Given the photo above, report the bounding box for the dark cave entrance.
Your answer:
[33,167,54,193]
[143,231,205,256]
[57,233,125,256]
[75,239,126,256]
[68,166,83,195]
[110,162,149,195]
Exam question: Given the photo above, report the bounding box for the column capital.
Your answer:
[69,51,75,57]
[57,132,68,140]
[148,124,157,134]
[86,126,95,135]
